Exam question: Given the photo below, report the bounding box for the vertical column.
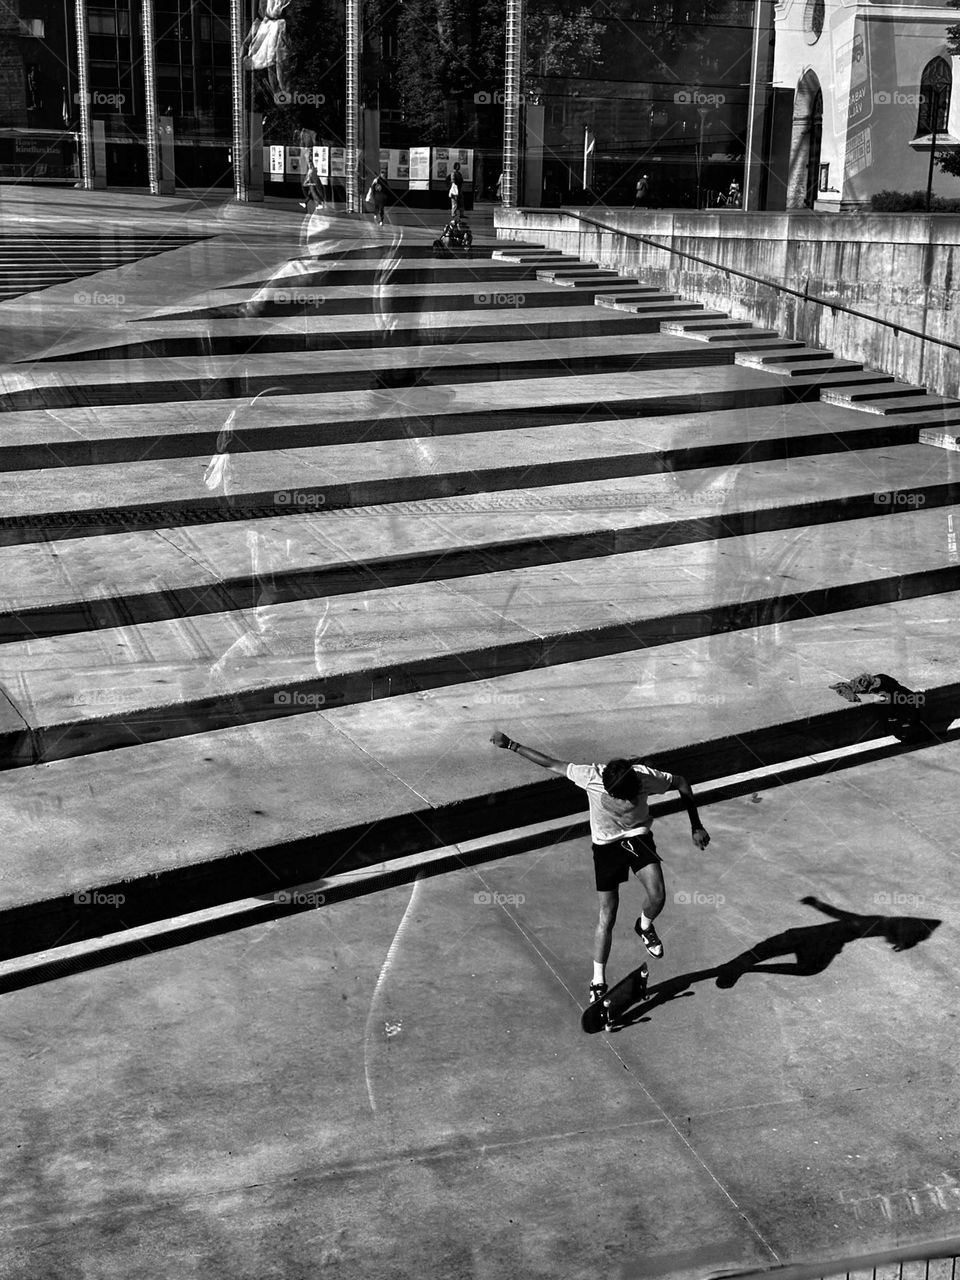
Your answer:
[743,0,774,211]
[502,0,523,208]
[74,0,95,189]
[229,0,249,200]
[141,0,164,195]
[345,0,360,213]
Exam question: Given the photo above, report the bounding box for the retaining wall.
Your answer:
[495,208,960,401]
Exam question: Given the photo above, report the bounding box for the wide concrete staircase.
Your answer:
[2,227,959,970]
[0,231,205,301]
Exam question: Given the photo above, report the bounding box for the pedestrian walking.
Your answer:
[633,173,650,207]
[490,731,710,1006]
[495,171,504,202]
[300,157,323,212]
[448,162,463,216]
[366,172,390,225]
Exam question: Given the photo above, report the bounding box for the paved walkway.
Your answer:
[0,185,958,1279]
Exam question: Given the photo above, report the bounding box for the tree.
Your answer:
[394,0,606,141]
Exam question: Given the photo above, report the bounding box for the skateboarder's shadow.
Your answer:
[616,896,940,1029]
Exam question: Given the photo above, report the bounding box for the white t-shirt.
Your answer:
[566,762,675,844]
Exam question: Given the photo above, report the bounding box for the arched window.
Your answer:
[917,57,951,136]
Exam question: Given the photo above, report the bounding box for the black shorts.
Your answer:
[592,832,660,892]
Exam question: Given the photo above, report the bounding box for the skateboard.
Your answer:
[580,964,648,1034]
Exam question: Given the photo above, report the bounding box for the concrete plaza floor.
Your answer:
[1,744,957,1279]
[1,185,959,1279]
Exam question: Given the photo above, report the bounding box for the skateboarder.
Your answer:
[490,732,710,1006]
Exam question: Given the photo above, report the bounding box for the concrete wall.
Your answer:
[496,206,960,399]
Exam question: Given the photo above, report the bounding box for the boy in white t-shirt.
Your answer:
[491,731,710,1007]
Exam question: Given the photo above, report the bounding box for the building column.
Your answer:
[74,0,99,188]
[345,0,361,213]
[743,0,775,211]
[502,0,524,208]
[141,0,173,195]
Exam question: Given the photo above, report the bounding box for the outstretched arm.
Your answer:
[490,731,569,776]
[673,774,710,849]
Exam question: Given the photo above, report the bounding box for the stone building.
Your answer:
[772,0,960,209]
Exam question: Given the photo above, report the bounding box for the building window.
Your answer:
[917,57,951,136]
[803,0,824,45]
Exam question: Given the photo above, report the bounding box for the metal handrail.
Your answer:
[704,1235,960,1280]
[543,208,960,357]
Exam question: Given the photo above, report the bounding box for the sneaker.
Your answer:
[588,981,608,1004]
[635,919,664,958]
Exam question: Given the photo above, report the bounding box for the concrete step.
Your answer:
[2,440,955,644]
[661,322,789,342]
[0,366,849,472]
[536,269,621,283]
[158,281,621,321]
[491,247,571,261]
[594,296,692,312]
[819,376,931,401]
[250,261,550,288]
[737,350,866,377]
[737,347,842,367]
[0,333,742,413]
[2,584,957,963]
[678,335,805,353]
[34,307,660,364]
[920,426,960,451]
[548,277,644,290]
[820,382,932,407]
[831,393,960,416]
[1,500,958,772]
